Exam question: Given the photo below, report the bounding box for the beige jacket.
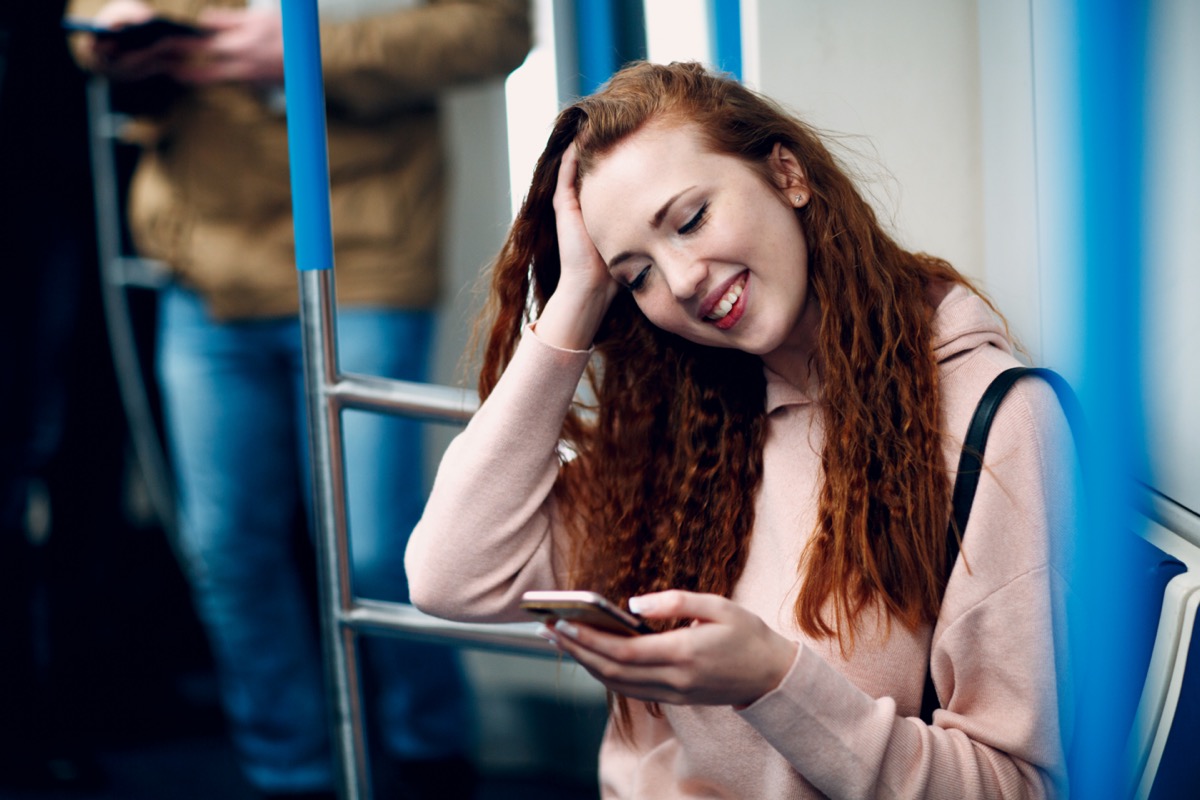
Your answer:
[68,0,531,319]
[407,286,1075,798]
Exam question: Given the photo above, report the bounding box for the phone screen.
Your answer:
[63,17,210,51]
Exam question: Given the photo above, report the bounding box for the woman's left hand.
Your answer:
[542,590,799,708]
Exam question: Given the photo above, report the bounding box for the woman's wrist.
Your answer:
[535,282,615,351]
[735,637,799,711]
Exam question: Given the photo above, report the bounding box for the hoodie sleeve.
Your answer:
[739,374,1075,799]
[319,0,532,119]
[405,328,590,622]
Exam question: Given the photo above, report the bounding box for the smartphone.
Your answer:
[62,16,210,51]
[520,590,652,636]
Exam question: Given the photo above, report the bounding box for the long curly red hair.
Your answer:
[478,61,977,649]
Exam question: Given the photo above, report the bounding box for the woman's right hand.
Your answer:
[536,142,621,351]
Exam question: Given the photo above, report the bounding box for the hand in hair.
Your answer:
[541,590,798,709]
[534,142,621,350]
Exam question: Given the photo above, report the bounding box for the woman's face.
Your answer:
[578,121,817,370]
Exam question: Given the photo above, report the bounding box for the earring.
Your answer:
[793,193,804,205]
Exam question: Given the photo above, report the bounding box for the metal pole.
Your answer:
[279,4,369,799]
[85,77,179,548]
[298,272,368,800]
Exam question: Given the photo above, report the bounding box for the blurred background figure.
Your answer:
[65,2,531,799]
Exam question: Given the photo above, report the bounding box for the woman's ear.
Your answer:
[769,142,810,208]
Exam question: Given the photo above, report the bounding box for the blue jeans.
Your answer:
[157,287,470,794]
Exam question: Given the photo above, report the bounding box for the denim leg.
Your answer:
[296,307,473,761]
[157,288,332,793]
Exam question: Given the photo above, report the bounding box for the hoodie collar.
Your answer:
[763,285,1012,414]
[764,363,817,413]
[929,284,1014,365]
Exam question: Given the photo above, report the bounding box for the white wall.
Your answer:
[433,84,514,398]
[744,0,985,285]
[977,0,1044,361]
[1141,0,1200,513]
[977,0,1081,369]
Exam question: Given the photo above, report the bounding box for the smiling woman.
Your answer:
[406,61,1076,799]
[576,121,814,373]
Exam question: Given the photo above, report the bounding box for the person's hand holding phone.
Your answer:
[538,589,799,709]
[75,0,190,81]
[70,3,284,88]
[168,8,284,86]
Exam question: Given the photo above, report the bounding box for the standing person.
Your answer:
[407,61,1075,798]
[67,2,531,798]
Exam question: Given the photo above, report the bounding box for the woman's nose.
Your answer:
[661,254,707,301]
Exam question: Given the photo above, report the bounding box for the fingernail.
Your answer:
[554,619,579,638]
[628,596,656,614]
[536,623,557,642]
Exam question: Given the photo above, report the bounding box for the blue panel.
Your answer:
[1122,537,1186,742]
[571,0,646,97]
[1149,597,1200,799]
[574,0,617,96]
[280,0,335,272]
[708,0,741,80]
[1067,0,1150,793]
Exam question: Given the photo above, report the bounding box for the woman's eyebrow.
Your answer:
[651,187,694,228]
[606,186,696,271]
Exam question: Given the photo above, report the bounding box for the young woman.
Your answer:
[406,61,1073,798]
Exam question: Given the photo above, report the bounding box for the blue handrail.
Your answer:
[709,0,741,80]
[281,0,334,274]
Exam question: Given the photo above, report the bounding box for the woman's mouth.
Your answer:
[703,272,748,328]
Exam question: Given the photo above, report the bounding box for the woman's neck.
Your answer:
[761,292,822,390]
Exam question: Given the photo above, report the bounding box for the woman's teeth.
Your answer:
[706,280,744,321]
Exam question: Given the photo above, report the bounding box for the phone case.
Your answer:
[520,590,651,636]
[63,17,210,50]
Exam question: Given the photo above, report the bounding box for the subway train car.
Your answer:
[13,1,1194,798]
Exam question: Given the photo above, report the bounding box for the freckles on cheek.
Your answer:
[630,294,657,320]
[636,298,685,336]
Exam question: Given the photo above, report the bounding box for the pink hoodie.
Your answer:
[407,286,1074,798]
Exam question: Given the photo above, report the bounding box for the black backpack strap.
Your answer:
[919,367,1083,724]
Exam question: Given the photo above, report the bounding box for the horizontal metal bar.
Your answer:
[96,110,133,139]
[329,373,479,423]
[342,599,560,658]
[1136,482,1200,552]
[111,256,172,289]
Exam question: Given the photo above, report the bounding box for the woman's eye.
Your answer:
[627,266,650,292]
[678,202,709,235]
